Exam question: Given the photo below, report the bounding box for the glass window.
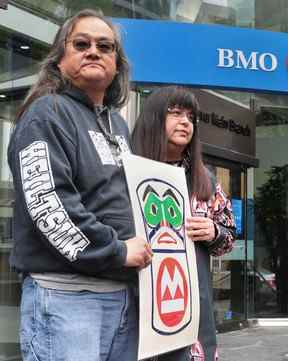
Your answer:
[0,29,47,84]
[205,160,247,326]
[253,96,288,316]
[10,0,288,33]
[0,83,22,361]
[0,28,48,361]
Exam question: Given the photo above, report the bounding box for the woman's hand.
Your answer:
[185,216,215,242]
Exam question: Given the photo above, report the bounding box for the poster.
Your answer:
[123,154,199,360]
[231,198,243,235]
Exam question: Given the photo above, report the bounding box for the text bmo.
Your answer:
[217,48,278,72]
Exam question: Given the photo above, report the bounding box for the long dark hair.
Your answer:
[132,86,212,201]
[16,9,130,121]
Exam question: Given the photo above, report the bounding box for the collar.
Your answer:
[62,85,108,112]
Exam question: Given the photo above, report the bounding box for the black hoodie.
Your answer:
[8,87,137,283]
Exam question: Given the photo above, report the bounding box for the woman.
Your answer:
[132,86,236,361]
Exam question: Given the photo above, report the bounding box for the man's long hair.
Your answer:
[132,86,212,201]
[16,9,130,120]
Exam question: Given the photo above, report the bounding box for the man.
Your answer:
[8,9,153,361]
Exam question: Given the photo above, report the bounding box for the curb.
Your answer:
[217,318,288,334]
[248,318,288,327]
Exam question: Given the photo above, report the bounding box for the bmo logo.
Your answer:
[217,48,278,72]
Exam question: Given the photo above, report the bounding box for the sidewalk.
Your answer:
[217,325,288,361]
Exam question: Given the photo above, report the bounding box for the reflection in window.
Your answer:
[11,0,248,26]
[0,93,21,361]
[0,30,47,86]
[0,26,46,360]
[11,0,288,34]
[254,102,288,316]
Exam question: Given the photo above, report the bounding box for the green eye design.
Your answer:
[140,182,184,231]
[163,196,183,228]
[144,192,163,226]
[143,192,183,229]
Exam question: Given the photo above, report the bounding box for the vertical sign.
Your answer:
[123,154,199,360]
[232,199,243,235]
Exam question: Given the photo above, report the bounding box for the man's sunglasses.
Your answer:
[67,38,116,54]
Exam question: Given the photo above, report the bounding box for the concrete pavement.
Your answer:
[217,326,288,361]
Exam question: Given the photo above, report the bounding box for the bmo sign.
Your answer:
[217,48,278,72]
[116,18,288,93]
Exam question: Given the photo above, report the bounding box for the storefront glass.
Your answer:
[206,160,247,326]
[214,90,288,318]
[207,90,288,319]
[0,28,48,361]
[0,95,21,361]
[12,0,288,34]
[253,96,288,316]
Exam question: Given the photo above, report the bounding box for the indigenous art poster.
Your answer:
[122,154,200,360]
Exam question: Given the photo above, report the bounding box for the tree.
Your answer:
[254,165,288,313]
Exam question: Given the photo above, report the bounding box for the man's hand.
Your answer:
[124,237,153,269]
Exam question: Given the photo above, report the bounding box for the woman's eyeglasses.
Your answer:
[167,108,198,124]
[67,37,116,54]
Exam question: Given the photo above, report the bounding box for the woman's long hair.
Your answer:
[16,9,130,121]
[131,86,212,201]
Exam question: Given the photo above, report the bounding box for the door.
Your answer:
[204,157,248,327]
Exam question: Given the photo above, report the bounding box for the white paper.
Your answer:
[122,154,200,360]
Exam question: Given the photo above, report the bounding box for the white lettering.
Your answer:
[20,141,47,165]
[259,53,278,71]
[29,192,61,220]
[217,48,278,72]
[235,50,258,70]
[37,208,66,234]
[217,48,234,67]
[24,173,53,206]
[20,141,90,262]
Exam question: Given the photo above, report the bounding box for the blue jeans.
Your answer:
[20,277,138,361]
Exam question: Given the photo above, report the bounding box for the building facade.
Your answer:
[0,1,288,360]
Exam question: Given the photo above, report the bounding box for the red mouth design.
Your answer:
[157,232,177,244]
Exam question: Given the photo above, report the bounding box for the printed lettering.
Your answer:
[217,48,234,67]
[29,192,61,220]
[20,141,90,262]
[235,50,258,70]
[37,208,66,234]
[259,53,277,71]
[217,48,278,72]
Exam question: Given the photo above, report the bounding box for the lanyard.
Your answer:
[93,106,119,147]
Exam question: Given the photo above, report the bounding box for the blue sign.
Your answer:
[232,198,242,235]
[115,18,288,93]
